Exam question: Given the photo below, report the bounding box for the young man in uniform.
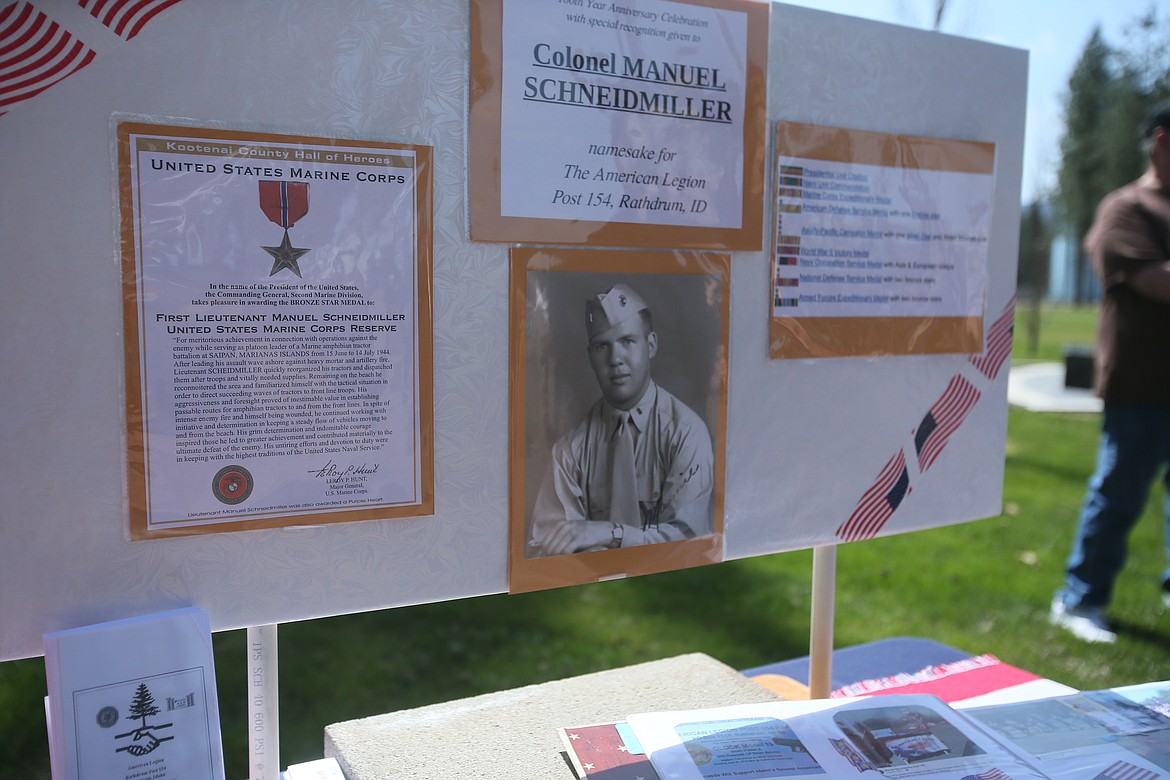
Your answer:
[529,283,714,557]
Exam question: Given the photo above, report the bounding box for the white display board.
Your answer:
[0,0,1026,661]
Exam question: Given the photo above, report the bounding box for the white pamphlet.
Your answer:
[44,607,225,780]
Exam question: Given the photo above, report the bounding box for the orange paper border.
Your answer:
[770,121,994,359]
[117,122,435,539]
[508,248,729,593]
[469,0,768,250]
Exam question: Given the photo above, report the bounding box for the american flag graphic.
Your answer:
[79,0,183,41]
[835,295,1013,542]
[837,450,909,542]
[1,0,181,117]
[969,296,1016,380]
[960,769,1013,780]
[1094,760,1159,780]
[0,3,95,115]
[559,724,661,780]
[914,375,982,472]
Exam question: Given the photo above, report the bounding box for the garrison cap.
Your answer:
[585,283,648,340]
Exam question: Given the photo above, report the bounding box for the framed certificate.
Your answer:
[118,122,434,538]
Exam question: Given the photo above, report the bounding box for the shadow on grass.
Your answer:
[1112,620,1170,652]
[214,554,813,774]
[1007,452,1093,486]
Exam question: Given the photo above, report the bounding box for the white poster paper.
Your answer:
[769,122,996,359]
[774,162,991,318]
[499,0,749,228]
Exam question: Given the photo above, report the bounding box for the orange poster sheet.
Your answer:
[470,0,768,249]
[770,122,995,359]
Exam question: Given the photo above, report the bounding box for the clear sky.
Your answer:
[776,0,1162,203]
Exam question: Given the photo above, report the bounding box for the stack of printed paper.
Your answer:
[44,607,225,780]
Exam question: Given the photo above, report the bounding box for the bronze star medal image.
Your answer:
[258,181,311,277]
[117,122,434,538]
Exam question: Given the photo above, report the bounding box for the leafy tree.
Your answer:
[1119,7,1170,99]
[1018,200,1051,357]
[1105,7,1170,186]
[1056,28,1113,304]
[1055,8,1170,303]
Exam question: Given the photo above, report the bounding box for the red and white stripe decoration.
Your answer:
[916,375,982,473]
[970,295,1016,380]
[829,653,1044,703]
[836,450,908,543]
[79,0,183,41]
[838,296,1016,542]
[1097,760,1160,780]
[0,0,182,116]
[973,770,1014,780]
[0,2,95,115]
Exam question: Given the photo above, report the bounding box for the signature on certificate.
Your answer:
[307,460,381,479]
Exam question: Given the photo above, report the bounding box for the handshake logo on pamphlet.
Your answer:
[106,683,176,758]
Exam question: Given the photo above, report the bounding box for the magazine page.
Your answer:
[1110,681,1170,720]
[628,700,842,780]
[781,695,1047,780]
[630,696,1045,780]
[965,689,1170,779]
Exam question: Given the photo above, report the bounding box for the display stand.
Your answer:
[247,625,280,780]
[1,2,1028,773]
[0,0,1027,666]
[808,545,837,699]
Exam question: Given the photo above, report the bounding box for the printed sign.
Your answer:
[470,0,768,248]
[770,122,995,359]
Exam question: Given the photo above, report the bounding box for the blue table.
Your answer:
[741,637,972,692]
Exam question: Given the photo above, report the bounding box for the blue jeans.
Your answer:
[1058,403,1170,611]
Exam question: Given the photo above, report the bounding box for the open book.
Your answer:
[622,683,1170,780]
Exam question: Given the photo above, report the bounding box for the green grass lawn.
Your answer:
[1014,300,1099,362]
[7,304,1170,778]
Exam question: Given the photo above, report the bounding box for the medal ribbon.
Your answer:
[258,180,309,229]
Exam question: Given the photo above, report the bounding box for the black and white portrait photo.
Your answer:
[509,248,728,592]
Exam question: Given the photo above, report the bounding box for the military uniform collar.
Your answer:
[602,381,656,431]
